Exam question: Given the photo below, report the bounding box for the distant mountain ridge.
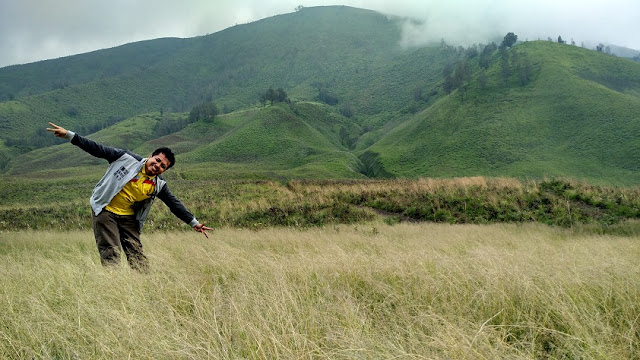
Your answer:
[1,6,640,185]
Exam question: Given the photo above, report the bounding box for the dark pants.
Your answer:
[92,210,148,271]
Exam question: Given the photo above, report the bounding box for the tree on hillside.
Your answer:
[318,88,338,105]
[260,87,290,106]
[275,88,288,103]
[443,73,455,95]
[442,61,455,95]
[189,101,219,123]
[517,53,533,86]
[441,59,472,99]
[479,42,497,69]
[340,103,354,118]
[510,49,519,69]
[453,60,472,99]
[500,48,510,86]
[312,81,339,105]
[442,61,454,78]
[154,116,190,137]
[477,69,488,90]
[260,88,275,106]
[465,45,478,59]
[500,32,518,49]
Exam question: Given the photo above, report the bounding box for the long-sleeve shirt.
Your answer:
[64,130,199,231]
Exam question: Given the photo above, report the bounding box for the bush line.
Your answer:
[1,178,638,231]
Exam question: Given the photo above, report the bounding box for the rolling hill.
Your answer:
[1,6,640,185]
[369,41,640,184]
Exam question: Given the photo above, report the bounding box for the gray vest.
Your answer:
[90,153,166,230]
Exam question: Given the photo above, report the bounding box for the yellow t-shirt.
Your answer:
[105,167,156,215]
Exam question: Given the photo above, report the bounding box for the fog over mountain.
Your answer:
[1,0,639,68]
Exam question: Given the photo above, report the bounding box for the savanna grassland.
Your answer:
[2,176,640,358]
[2,222,640,359]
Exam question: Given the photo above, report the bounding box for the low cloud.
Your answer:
[1,0,638,68]
[388,0,640,51]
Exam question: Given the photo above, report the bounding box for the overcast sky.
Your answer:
[1,0,639,68]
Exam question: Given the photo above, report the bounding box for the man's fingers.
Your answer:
[198,223,214,231]
[46,122,66,137]
[195,224,212,239]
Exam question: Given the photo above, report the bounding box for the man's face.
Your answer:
[145,153,171,176]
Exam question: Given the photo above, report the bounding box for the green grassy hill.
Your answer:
[368,41,640,185]
[0,38,188,100]
[0,6,448,166]
[6,102,366,179]
[1,7,640,185]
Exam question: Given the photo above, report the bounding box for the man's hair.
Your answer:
[152,147,176,169]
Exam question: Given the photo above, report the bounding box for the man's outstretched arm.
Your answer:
[47,122,126,162]
[158,184,213,238]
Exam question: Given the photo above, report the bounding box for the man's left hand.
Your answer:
[194,223,213,238]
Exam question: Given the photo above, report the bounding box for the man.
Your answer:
[47,122,212,271]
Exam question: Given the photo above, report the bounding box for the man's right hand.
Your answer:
[46,122,68,138]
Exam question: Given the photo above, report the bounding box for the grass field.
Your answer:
[2,222,639,359]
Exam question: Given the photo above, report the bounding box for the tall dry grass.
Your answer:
[1,223,639,358]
